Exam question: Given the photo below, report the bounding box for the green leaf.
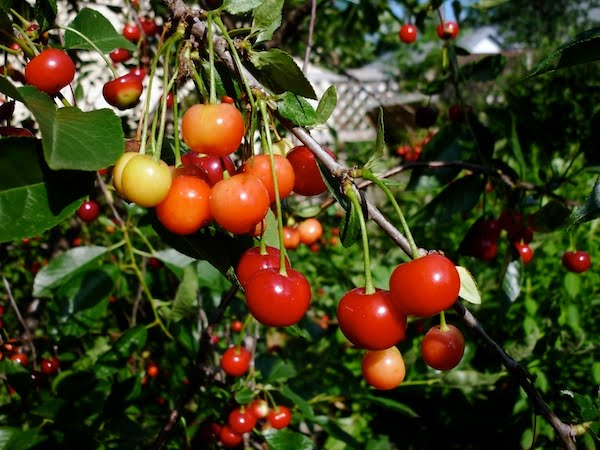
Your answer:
[52,370,98,400]
[461,54,506,81]
[358,395,419,418]
[261,209,280,249]
[375,107,385,157]
[316,85,337,124]
[502,260,522,302]
[251,0,284,44]
[413,174,485,221]
[266,359,297,382]
[0,75,23,101]
[457,266,481,305]
[528,26,600,78]
[34,0,57,31]
[33,246,109,297]
[171,264,199,322]
[96,326,148,376]
[339,195,361,248]
[564,272,581,299]
[64,7,136,52]
[277,92,317,127]
[281,385,314,420]
[312,416,362,449]
[510,114,526,177]
[563,391,599,422]
[567,175,600,226]
[225,0,263,15]
[529,201,571,232]
[153,248,195,279]
[0,139,94,243]
[263,428,315,450]
[19,86,124,171]
[0,427,46,450]
[248,49,316,99]
[234,387,254,405]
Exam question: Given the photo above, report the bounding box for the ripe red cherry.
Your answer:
[515,242,534,264]
[245,268,311,327]
[389,254,460,317]
[436,21,460,40]
[228,407,257,434]
[123,23,141,43]
[286,146,336,196]
[219,425,243,448]
[181,153,236,186]
[155,175,212,235]
[209,173,270,234]
[24,48,75,95]
[283,226,300,250]
[562,250,591,273]
[109,48,131,64]
[146,362,159,377]
[236,245,290,288]
[337,288,407,350]
[181,103,245,156]
[103,73,144,110]
[139,17,159,36]
[41,357,59,375]
[250,399,270,419]
[76,200,100,222]
[461,216,500,261]
[128,67,146,81]
[220,346,251,377]
[11,352,29,366]
[231,320,243,332]
[421,324,465,370]
[399,23,417,44]
[267,405,292,429]
[0,126,34,137]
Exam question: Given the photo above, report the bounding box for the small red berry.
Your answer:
[76,200,100,222]
[399,24,417,44]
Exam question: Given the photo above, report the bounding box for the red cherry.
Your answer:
[245,268,311,327]
[337,288,407,350]
[11,352,28,366]
[180,153,236,186]
[399,24,417,44]
[103,73,144,110]
[219,425,243,448]
[286,146,336,196]
[138,17,159,36]
[389,254,460,317]
[231,320,243,332]
[220,346,251,377]
[76,200,100,222]
[109,48,132,64]
[40,357,60,375]
[436,21,460,40]
[123,23,141,43]
[250,399,270,419]
[24,48,75,95]
[228,407,257,434]
[146,362,159,378]
[236,246,290,288]
[515,242,534,264]
[0,126,34,137]
[562,251,591,273]
[267,405,292,429]
[421,324,465,370]
[128,67,146,81]
[197,422,222,445]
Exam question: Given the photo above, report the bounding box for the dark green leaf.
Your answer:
[0,139,94,243]
[171,264,199,322]
[251,0,284,44]
[528,26,600,78]
[96,326,148,376]
[418,74,450,96]
[359,395,419,417]
[502,260,522,302]
[277,92,317,127]
[64,7,136,52]
[52,370,98,400]
[225,0,263,15]
[340,194,361,248]
[0,427,46,450]
[235,388,254,405]
[312,416,362,448]
[266,359,297,383]
[566,391,599,421]
[316,85,337,124]
[567,175,600,226]
[281,385,314,420]
[263,428,315,450]
[530,201,571,232]
[510,114,526,176]
[248,49,316,99]
[461,54,506,81]
[564,273,581,299]
[153,248,195,279]
[34,0,57,30]
[413,174,485,221]
[20,86,124,171]
[33,246,109,297]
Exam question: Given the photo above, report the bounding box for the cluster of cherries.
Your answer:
[398,20,460,45]
[395,131,435,162]
[3,337,60,394]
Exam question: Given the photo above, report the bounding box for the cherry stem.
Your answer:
[171,83,182,168]
[207,12,217,104]
[359,169,419,259]
[213,16,256,111]
[439,311,449,332]
[259,99,288,276]
[0,43,20,55]
[61,27,117,78]
[344,181,375,295]
[155,53,179,162]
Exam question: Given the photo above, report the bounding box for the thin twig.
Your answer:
[2,276,36,363]
[303,0,317,72]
